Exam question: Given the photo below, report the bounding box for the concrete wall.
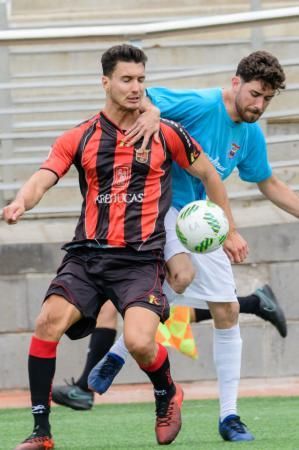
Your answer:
[0,222,298,389]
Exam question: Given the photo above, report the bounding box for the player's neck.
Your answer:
[222,88,242,123]
[103,104,140,132]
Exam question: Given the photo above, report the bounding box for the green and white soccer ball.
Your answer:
[176,200,229,253]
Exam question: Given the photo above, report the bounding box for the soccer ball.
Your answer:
[176,200,229,253]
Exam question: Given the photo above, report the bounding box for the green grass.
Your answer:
[1,397,299,450]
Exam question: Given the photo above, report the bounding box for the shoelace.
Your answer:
[25,435,52,444]
[98,356,120,377]
[64,377,77,386]
[225,417,247,433]
[156,398,174,427]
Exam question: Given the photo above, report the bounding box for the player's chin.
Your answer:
[244,112,261,123]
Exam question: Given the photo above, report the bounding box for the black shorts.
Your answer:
[45,246,169,340]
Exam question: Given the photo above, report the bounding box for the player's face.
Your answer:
[233,77,275,123]
[102,61,145,111]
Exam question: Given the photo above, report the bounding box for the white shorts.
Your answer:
[163,207,237,310]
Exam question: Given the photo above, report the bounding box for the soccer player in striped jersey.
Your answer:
[3,44,244,450]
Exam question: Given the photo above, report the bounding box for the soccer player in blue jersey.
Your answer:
[85,51,299,442]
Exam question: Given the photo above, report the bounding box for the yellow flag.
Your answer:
[156,305,198,359]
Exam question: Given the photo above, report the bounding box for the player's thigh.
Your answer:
[36,294,82,340]
[96,300,118,329]
[45,250,104,339]
[123,306,160,351]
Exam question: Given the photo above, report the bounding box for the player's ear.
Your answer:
[102,75,110,92]
[232,76,241,91]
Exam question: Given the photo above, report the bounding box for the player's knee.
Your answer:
[212,302,239,328]
[125,334,153,361]
[35,311,64,341]
[171,268,195,294]
[168,268,195,294]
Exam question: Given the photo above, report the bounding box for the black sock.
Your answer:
[238,294,260,314]
[140,344,175,399]
[29,355,56,433]
[29,336,58,434]
[194,308,212,323]
[76,327,117,391]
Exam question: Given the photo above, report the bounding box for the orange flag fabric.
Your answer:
[156,305,198,359]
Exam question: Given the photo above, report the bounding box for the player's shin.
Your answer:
[29,336,58,433]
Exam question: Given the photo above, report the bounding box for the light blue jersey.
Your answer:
[147,87,272,210]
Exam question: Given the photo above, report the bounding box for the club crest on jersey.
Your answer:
[114,165,131,189]
[135,147,150,163]
[228,143,240,159]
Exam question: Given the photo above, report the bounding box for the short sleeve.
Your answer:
[41,128,81,179]
[237,124,272,182]
[161,119,201,168]
[146,87,202,124]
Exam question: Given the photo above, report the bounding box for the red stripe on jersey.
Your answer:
[106,130,135,245]
[81,129,102,239]
[141,140,166,242]
[160,120,201,167]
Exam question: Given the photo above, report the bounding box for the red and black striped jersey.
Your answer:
[41,112,201,251]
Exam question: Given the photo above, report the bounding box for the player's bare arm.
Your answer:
[186,151,249,263]
[2,169,57,224]
[123,96,160,149]
[258,175,299,218]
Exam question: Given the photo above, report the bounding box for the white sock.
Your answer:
[109,333,129,362]
[213,324,242,422]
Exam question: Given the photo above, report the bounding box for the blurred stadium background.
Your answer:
[0,0,299,391]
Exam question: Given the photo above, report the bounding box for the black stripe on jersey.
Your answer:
[144,129,172,250]
[124,140,152,247]
[95,114,118,242]
[160,118,195,164]
[73,119,98,240]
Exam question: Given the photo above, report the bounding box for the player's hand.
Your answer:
[223,229,248,263]
[2,200,25,224]
[123,109,160,151]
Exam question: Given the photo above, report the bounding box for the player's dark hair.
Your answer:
[101,44,147,76]
[236,50,286,91]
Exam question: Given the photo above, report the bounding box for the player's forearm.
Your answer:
[15,181,44,211]
[139,96,160,115]
[258,175,299,218]
[16,170,56,211]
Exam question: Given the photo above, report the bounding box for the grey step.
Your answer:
[9,0,297,20]
[8,1,299,31]
[7,39,299,78]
